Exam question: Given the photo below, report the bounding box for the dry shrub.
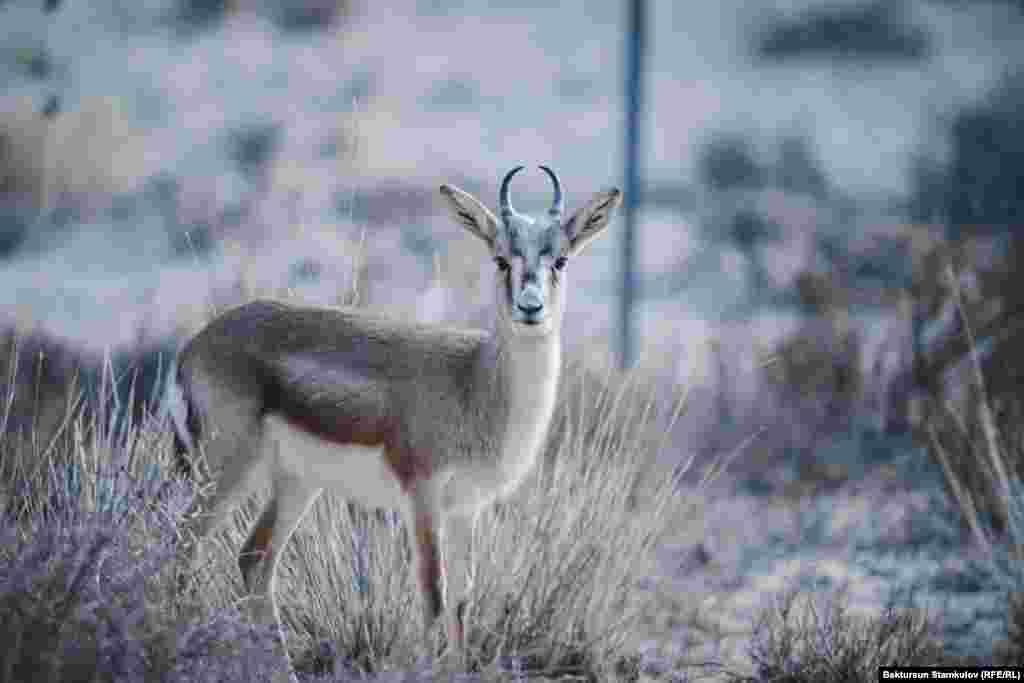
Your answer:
[549,357,669,472]
[0,382,292,683]
[734,588,948,682]
[759,271,863,494]
[767,273,860,410]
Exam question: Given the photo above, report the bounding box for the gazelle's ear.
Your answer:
[439,184,500,247]
[562,188,622,257]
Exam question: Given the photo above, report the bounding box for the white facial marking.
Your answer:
[496,214,567,334]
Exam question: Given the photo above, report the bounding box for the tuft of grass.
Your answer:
[0,328,83,456]
[276,495,419,673]
[732,588,949,682]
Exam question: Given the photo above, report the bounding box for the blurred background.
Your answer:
[3,0,1024,481]
[4,0,1024,666]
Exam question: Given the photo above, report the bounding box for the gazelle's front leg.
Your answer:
[409,482,470,661]
[441,511,478,656]
[411,500,445,635]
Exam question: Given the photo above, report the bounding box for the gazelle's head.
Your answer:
[440,166,621,337]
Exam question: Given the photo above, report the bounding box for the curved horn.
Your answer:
[538,165,563,217]
[499,165,525,219]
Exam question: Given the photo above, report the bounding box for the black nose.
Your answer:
[518,301,543,315]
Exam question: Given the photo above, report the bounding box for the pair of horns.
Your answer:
[500,165,563,219]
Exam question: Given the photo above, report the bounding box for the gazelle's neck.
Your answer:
[475,319,561,484]
[482,315,563,392]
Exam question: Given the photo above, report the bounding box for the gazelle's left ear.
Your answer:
[562,188,622,257]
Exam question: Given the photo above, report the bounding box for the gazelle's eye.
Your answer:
[495,256,511,272]
[554,256,568,271]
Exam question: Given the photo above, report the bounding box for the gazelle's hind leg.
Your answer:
[176,432,269,595]
[240,471,321,683]
[238,498,277,589]
[241,471,322,630]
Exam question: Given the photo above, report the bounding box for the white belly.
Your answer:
[263,413,408,512]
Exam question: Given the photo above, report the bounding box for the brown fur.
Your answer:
[178,299,512,482]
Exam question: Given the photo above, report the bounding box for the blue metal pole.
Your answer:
[620,0,646,369]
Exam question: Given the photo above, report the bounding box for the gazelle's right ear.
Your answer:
[439,184,500,248]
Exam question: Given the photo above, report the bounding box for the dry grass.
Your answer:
[923,262,1024,665]
[729,588,949,682]
[926,264,1024,548]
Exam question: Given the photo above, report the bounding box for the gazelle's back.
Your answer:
[183,299,486,380]
[178,300,501,477]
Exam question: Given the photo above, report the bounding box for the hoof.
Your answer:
[446,600,466,653]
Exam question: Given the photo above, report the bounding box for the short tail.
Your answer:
[165,357,200,478]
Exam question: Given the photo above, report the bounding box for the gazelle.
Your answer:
[167,166,621,669]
